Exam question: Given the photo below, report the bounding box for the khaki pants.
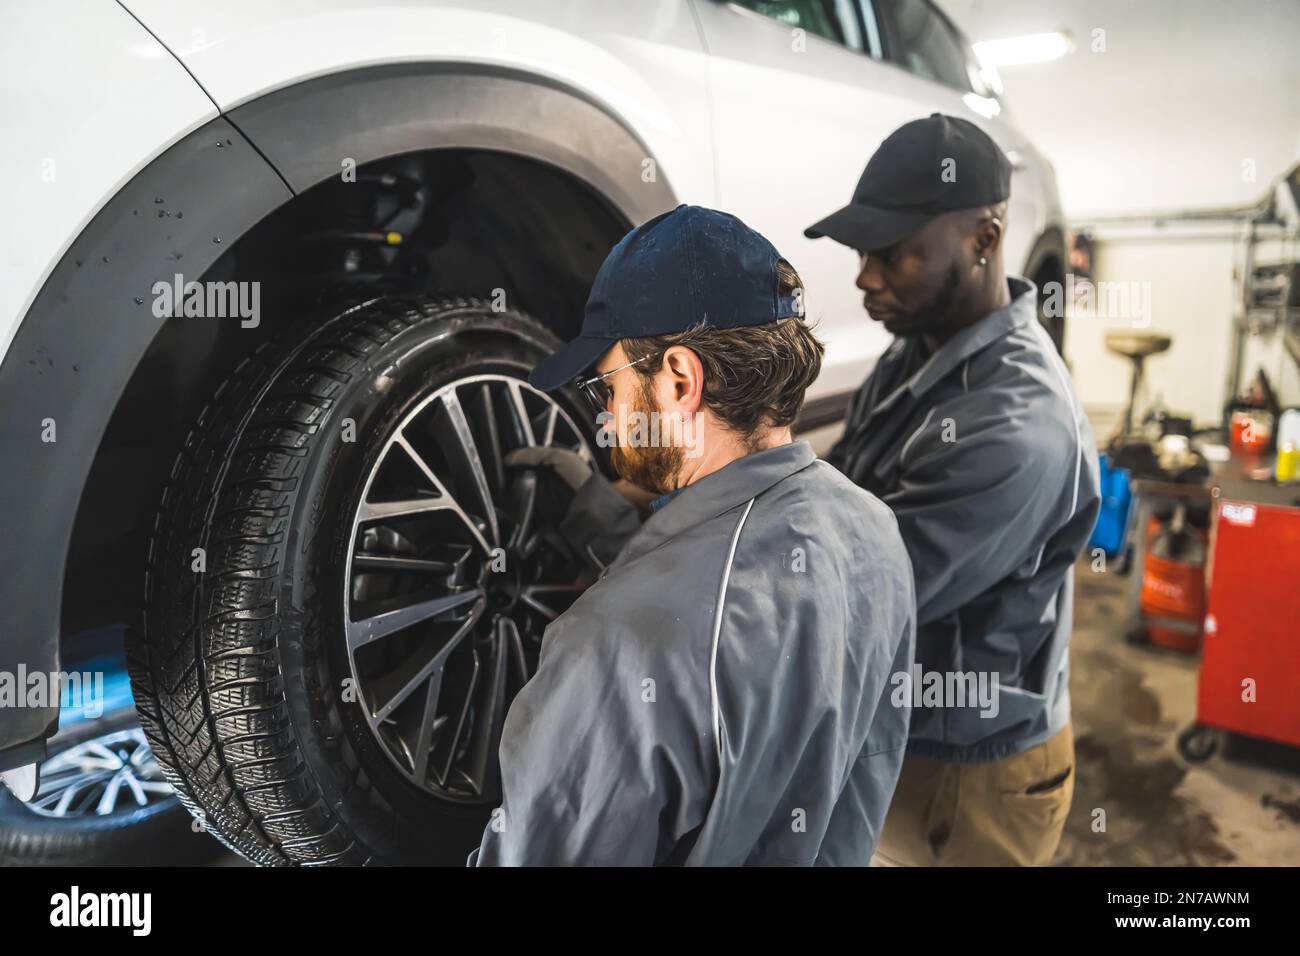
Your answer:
[873,722,1074,867]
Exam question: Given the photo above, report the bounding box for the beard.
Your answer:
[890,262,964,337]
[608,378,684,497]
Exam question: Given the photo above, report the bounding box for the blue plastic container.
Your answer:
[1089,453,1133,557]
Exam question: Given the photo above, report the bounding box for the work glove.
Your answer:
[504,446,642,574]
[504,446,593,493]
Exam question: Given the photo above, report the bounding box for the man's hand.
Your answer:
[504,446,592,492]
[504,446,645,572]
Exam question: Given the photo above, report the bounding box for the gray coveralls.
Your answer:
[471,441,915,865]
[826,277,1101,762]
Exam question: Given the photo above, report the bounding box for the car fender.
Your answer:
[0,57,679,761]
[121,0,714,203]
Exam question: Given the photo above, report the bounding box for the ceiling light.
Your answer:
[973,31,1074,67]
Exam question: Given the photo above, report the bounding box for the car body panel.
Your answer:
[121,0,717,205]
[0,118,291,767]
[693,0,1051,397]
[223,62,679,223]
[0,0,218,365]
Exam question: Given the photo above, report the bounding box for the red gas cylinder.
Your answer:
[1139,510,1207,652]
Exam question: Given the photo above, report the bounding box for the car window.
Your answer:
[857,0,885,58]
[882,0,972,91]
[730,0,865,52]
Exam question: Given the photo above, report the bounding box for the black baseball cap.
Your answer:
[529,204,801,391]
[804,113,1011,252]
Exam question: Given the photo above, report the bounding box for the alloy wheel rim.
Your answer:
[344,373,595,803]
[25,727,172,818]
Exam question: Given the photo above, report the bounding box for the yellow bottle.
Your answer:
[1277,442,1299,482]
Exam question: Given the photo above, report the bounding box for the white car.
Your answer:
[0,0,1066,864]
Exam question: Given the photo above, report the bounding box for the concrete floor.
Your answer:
[1056,559,1300,866]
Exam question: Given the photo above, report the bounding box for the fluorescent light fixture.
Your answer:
[973,31,1074,67]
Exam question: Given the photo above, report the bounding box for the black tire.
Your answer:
[1177,723,1219,763]
[0,709,220,866]
[127,296,597,865]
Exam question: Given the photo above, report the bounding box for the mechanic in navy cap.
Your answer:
[806,114,1100,866]
[471,205,916,866]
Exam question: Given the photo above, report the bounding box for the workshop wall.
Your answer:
[941,0,1300,216]
[941,0,1300,434]
[1064,237,1238,430]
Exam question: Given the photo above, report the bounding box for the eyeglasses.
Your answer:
[575,356,651,413]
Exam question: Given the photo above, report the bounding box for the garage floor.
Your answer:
[1057,559,1300,866]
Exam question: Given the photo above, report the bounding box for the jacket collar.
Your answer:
[613,441,817,568]
[872,276,1037,414]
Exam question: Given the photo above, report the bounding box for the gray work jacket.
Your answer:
[472,441,915,865]
[827,277,1101,763]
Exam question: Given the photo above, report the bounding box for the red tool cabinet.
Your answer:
[1195,492,1300,750]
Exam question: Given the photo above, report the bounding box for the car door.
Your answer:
[872,0,1041,277]
[690,0,916,400]
[690,0,1040,402]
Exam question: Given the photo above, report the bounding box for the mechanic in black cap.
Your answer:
[471,205,916,865]
[806,114,1100,866]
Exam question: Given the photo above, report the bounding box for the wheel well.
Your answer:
[1025,226,1068,354]
[62,148,629,638]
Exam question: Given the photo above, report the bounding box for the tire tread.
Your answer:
[128,297,504,865]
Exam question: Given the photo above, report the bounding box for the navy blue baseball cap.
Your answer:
[528,204,802,391]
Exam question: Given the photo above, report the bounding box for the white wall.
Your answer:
[938,0,1300,432]
[940,0,1300,218]
[1063,236,1240,430]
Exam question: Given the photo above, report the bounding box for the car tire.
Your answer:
[127,295,599,865]
[1177,723,1219,764]
[0,709,220,866]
